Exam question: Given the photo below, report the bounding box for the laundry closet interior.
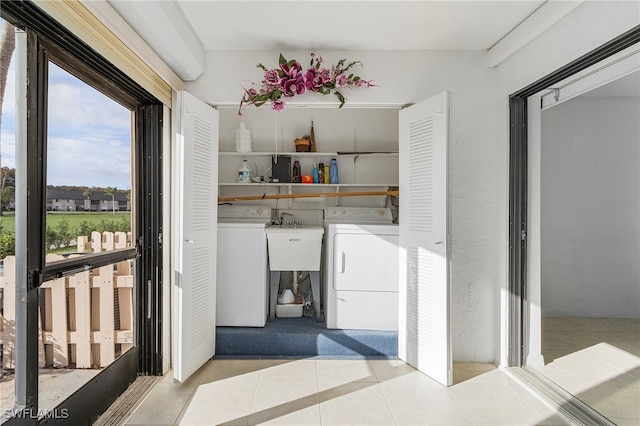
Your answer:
[215,105,402,358]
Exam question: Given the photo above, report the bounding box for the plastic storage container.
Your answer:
[276,303,304,318]
[329,158,339,184]
[235,121,252,152]
[292,160,301,183]
[238,160,251,183]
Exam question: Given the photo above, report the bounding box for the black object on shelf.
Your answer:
[271,155,292,183]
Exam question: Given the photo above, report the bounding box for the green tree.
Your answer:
[55,218,73,247]
[105,186,117,215]
[77,220,93,238]
[0,230,15,258]
[0,182,14,212]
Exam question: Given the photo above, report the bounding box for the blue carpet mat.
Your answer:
[216,316,397,359]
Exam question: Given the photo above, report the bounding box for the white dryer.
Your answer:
[324,207,399,330]
[217,205,272,327]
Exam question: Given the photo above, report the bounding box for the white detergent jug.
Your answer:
[236,121,253,152]
[278,289,295,304]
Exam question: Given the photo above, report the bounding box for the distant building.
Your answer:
[46,187,131,211]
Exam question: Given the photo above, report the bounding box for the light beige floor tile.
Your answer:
[315,360,377,386]
[368,359,423,383]
[258,359,317,383]
[569,374,640,422]
[453,362,497,384]
[161,364,207,385]
[451,367,504,384]
[380,376,471,425]
[318,382,396,425]
[177,380,257,425]
[610,416,640,426]
[495,370,571,426]
[544,318,640,334]
[543,331,604,353]
[125,381,197,425]
[551,351,633,378]
[199,359,265,384]
[607,334,640,356]
[248,381,320,425]
[626,366,640,378]
[542,374,606,396]
[582,342,640,372]
[533,361,574,377]
[447,381,552,425]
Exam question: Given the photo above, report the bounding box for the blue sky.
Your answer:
[1,24,132,189]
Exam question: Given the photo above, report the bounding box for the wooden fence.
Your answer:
[0,231,134,370]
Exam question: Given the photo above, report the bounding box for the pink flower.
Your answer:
[271,99,285,111]
[304,68,316,90]
[318,68,331,84]
[295,76,307,95]
[282,79,298,97]
[264,69,281,86]
[335,74,348,88]
[280,60,302,78]
[238,53,376,114]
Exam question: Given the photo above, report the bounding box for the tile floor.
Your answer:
[122,360,569,426]
[536,317,640,426]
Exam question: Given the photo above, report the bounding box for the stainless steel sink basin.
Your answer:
[265,225,324,271]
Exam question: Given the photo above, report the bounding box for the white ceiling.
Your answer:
[103,0,592,81]
[175,0,545,51]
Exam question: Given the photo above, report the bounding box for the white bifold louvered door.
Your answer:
[398,92,452,386]
[173,91,219,382]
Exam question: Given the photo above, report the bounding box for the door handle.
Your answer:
[185,239,195,243]
[340,252,346,273]
[435,241,443,245]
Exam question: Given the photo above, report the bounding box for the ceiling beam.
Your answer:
[486,0,584,68]
[106,0,205,81]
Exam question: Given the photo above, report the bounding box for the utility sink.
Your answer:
[265,225,324,271]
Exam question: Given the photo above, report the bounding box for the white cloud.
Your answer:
[47,80,131,134]
[46,135,132,189]
[0,131,15,169]
[0,59,132,188]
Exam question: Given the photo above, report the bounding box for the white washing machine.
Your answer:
[324,207,399,330]
[217,205,272,327]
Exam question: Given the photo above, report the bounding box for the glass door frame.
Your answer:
[2,1,164,424]
[507,23,640,422]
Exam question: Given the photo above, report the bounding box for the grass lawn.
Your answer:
[0,211,131,235]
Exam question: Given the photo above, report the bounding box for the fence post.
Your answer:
[70,270,92,368]
[114,231,133,352]
[95,232,115,367]
[77,236,89,253]
[49,277,69,367]
[1,257,16,369]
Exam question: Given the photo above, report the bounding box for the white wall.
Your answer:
[541,97,640,317]
[185,0,640,363]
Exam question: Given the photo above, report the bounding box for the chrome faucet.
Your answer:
[279,212,297,226]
